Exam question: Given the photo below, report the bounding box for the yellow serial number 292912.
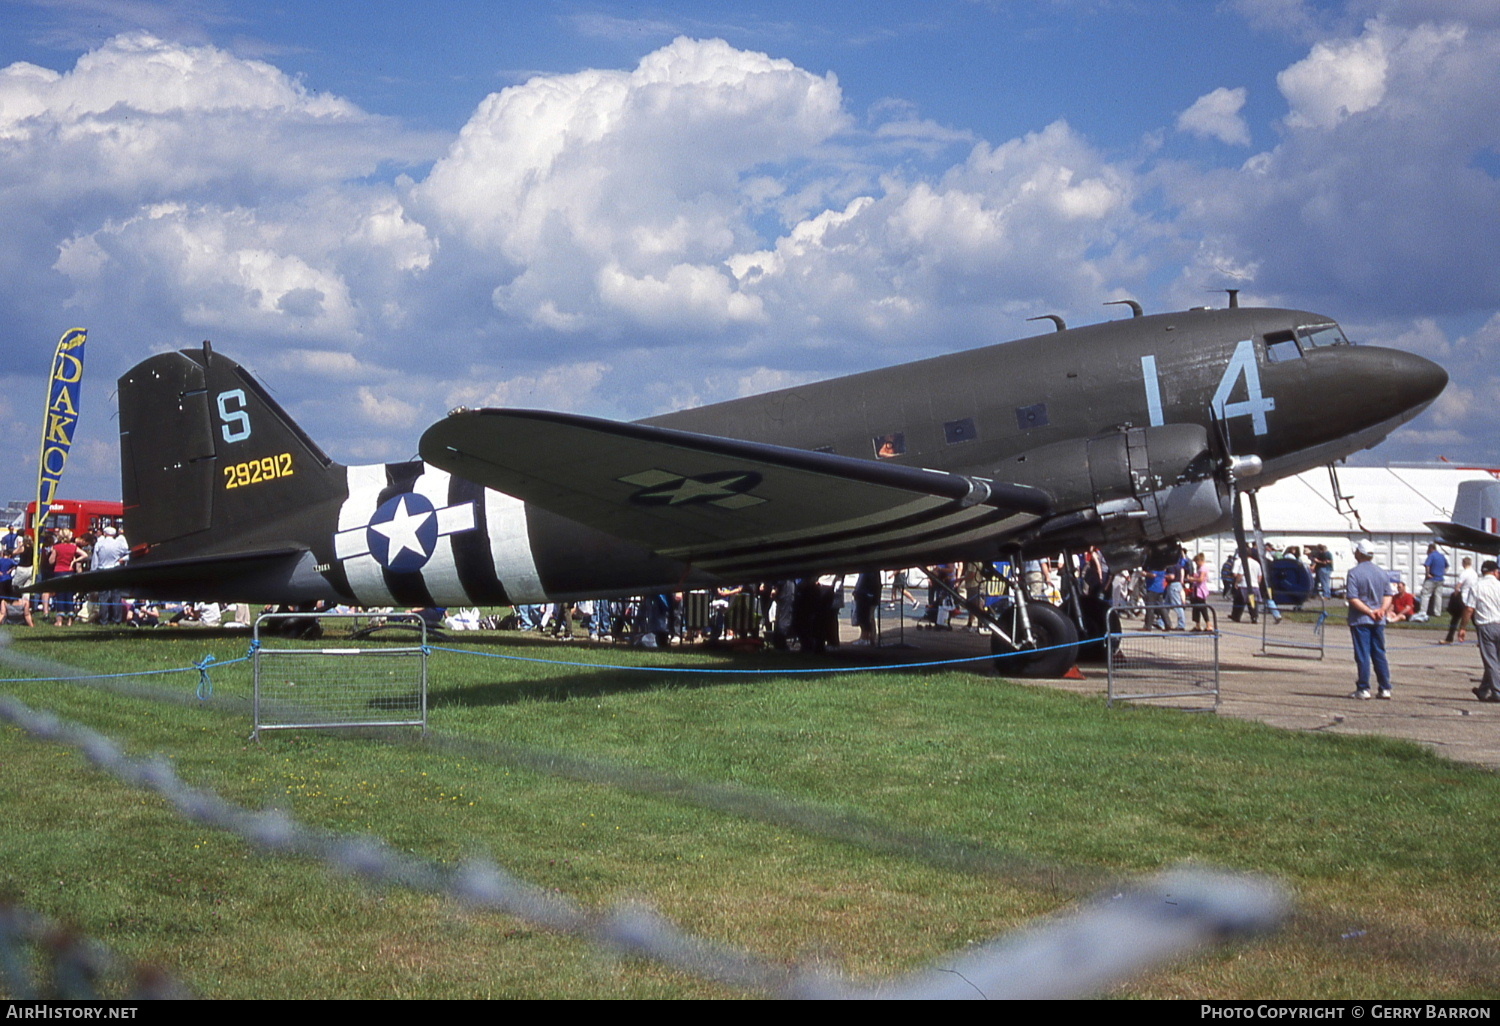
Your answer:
[223,453,294,490]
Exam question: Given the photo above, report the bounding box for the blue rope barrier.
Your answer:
[195,655,217,700]
[0,644,257,693]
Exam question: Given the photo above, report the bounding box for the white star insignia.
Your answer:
[369,495,433,562]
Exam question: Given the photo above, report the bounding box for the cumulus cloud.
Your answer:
[1165,18,1500,320]
[0,33,425,201]
[1177,87,1252,145]
[412,36,848,337]
[1278,29,1389,128]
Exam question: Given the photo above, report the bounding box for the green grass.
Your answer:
[2,623,1498,999]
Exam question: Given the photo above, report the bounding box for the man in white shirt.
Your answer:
[90,525,130,625]
[1462,560,1500,702]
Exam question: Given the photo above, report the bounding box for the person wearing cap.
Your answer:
[1346,539,1395,700]
[1462,560,1500,702]
[90,524,130,626]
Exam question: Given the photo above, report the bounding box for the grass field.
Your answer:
[1,622,1498,999]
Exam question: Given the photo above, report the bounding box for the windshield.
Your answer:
[1297,322,1349,348]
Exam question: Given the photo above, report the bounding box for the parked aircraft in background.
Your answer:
[1427,479,1500,554]
[61,299,1446,674]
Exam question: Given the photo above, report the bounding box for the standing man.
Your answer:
[1416,543,1448,622]
[1462,560,1500,702]
[90,525,130,625]
[1445,556,1478,644]
[1165,547,1190,631]
[1346,540,1395,700]
[1311,545,1334,599]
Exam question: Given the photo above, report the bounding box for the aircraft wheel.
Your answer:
[991,602,1080,678]
[1075,603,1121,663]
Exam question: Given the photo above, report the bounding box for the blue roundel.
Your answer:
[365,492,438,573]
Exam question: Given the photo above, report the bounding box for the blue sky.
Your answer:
[3,0,1498,500]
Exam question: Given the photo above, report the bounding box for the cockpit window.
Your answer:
[1297,322,1349,349]
[1263,329,1302,363]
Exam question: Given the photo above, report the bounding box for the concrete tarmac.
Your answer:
[866,602,1500,772]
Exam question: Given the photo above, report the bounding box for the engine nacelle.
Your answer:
[994,423,1229,566]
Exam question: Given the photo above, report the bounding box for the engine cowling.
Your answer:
[993,423,1229,567]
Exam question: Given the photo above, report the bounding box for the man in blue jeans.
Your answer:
[1346,539,1395,700]
[1416,542,1448,621]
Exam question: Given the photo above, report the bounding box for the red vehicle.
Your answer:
[24,498,124,540]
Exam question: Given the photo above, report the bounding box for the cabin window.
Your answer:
[1264,329,1302,363]
[1298,322,1348,348]
[944,417,978,444]
[873,432,906,459]
[1015,403,1049,430]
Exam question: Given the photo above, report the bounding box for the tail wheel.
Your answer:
[991,602,1080,678]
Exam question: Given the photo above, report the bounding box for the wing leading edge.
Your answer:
[419,410,1051,577]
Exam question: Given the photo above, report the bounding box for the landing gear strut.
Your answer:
[920,561,1080,678]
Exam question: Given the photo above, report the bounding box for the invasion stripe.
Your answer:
[409,467,465,604]
[486,491,547,603]
[449,477,508,605]
[338,463,398,607]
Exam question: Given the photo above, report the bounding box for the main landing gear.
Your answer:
[920,563,1081,679]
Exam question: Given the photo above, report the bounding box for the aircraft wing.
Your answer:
[420,410,1050,576]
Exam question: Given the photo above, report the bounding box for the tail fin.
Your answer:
[1425,478,1500,553]
[119,343,346,560]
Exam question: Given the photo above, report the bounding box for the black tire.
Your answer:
[991,602,1080,678]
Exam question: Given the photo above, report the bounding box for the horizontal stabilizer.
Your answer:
[420,410,1049,573]
[45,547,308,601]
[1425,520,1500,555]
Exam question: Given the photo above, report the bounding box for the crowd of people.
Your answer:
[1,520,129,628]
[7,518,1500,705]
[499,575,876,654]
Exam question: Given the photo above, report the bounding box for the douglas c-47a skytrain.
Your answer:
[64,300,1446,673]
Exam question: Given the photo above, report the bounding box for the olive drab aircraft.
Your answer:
[62,300,1447,674]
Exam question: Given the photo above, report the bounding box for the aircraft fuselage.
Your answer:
[82,306,1447,608]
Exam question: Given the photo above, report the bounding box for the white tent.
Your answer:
[1186,464,1500,588]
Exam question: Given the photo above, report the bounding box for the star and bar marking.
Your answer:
[620,469,766,509]
[333,492,477,573]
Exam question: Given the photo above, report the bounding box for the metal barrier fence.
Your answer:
[1260,596,1329,660]
[1106,603,1220,711]
[252,612,428,739]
